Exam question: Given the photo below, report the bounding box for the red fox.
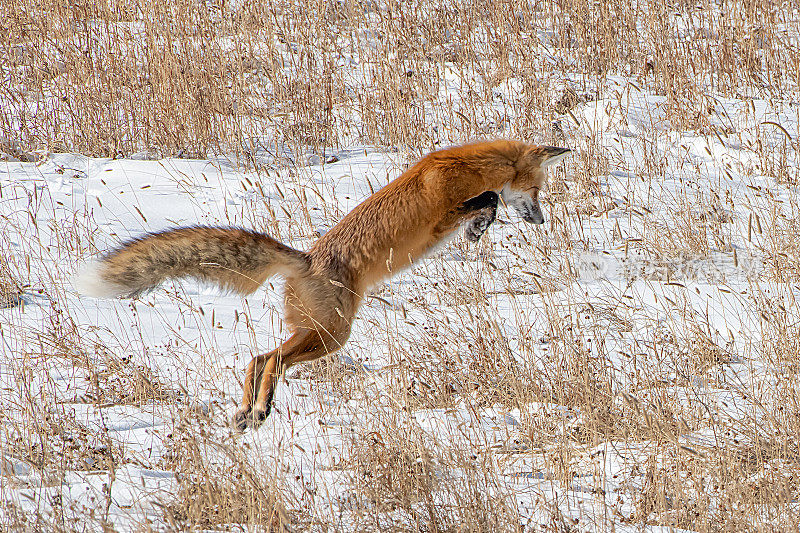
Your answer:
[74,140,570,430]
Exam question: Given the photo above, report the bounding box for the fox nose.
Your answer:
[523,201,545,224]
[524,212,545,224]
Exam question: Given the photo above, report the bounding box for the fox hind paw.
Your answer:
[232,387,275,431]
[251,404,271,427]
[232,406,252,432]
[232,404,272,432]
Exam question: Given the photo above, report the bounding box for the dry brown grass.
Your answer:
[9,0,794,159]
[161,409,295,531]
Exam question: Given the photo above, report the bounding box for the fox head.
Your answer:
[501,145,571,224]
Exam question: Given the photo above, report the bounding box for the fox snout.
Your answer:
[521,201,545,225]
[500,186,545,225]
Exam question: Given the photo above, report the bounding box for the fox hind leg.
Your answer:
[234,348,280,431]
[233,326,351,431]
[233,332,307,431]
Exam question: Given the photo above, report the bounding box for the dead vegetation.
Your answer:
[161,410,295,531]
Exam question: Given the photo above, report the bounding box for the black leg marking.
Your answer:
[249,381,275,429]
[260,385,275,420]
[459,191,499,213]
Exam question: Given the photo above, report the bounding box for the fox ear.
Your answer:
[540,146,571,168]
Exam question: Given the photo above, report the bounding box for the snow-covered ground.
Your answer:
[4,88,800,530]
[4,2,800,530]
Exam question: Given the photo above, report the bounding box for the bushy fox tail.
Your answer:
[73,226,309,298]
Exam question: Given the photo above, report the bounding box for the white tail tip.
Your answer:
[71,260,128,298]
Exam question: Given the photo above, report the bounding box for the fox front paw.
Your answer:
[462,191,498,242]
[465,215,492,242]
[465,206,497,242]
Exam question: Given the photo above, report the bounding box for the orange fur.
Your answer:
[75,140,570,430]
